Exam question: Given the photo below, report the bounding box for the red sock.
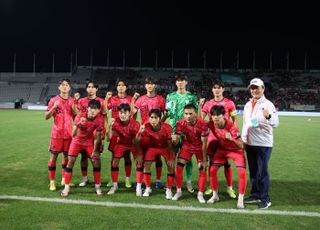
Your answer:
[175,163,184,189]
[156,162,162,180]
[61,158,67,179]
[224,163,233,187]
[125,162,132,178]
[238,168,247,194]
[64,167,73,185]
[136,166,143,184]
[167,173,174,189]
[144,173,151,187]
[81,167,88,177]
[93,168,101,185]
[209,166,219,191]
[48,161,56,181]
[198,170,207,193]
[111,164,119,183]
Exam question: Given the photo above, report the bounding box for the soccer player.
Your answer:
[105,79,134,188]
[171,104,209,203]
[207,105,246,209]
[135,109,175,198]
[45,79,77,191]
[164,74,199,193]
[61,99,104,196]
[132,77,166,189]
[73,91,81,102]
[106,103,141,195]
[199,79,237,198]
[76,80,106,187]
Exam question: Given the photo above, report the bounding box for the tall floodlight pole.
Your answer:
[13,52,16,75]
[75,48,78,68]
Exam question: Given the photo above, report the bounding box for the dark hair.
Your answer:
[184,104,197,112]
[212,79,225,88]
[58,79,71,87]
[175,74,188,82]
[145,76,157,84]
[149,108,162,118]
[88,99,101,109]
[210,105,225,116]
[118,103,131,112]
[86,80,99,89]
[115,79,128,87]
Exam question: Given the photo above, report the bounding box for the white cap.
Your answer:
[248,78,264,87]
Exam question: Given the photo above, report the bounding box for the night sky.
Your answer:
[1,1,319,71]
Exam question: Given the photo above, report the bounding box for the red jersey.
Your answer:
[73,113,104,146]
[135,95,165,124]
[112,118,140,147]
[176,118,209,151]
[47,95,75,139]
[141,122,172,148]
[108,95,132,118]
[202,98,236,121]
[77,96,104,114]
[208,119,242,152]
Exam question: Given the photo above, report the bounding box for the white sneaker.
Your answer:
[207,192,220,204]
[237,194,244,209]
[197,192,206,204]
[95,184,103,196]
[79,177,89,187]
[172,191,182,201]
[107,185,118,195]
[186,181,194,193]
[142,187,152,197]
[61,187,69,197]
[165,188,173,200]
[136,187,142,197]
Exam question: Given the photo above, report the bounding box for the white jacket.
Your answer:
[241,95,279,147]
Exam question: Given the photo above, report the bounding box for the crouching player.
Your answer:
[136,109,175,198]
[106,103,141,195]
[207,105,246,208]
[61,99,104,196]
[172,104,209,203]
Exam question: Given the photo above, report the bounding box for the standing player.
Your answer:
[135,109,175,198]
[131,77,166,189]
[207,105,246,208]
[106,103,141,195]
[164,74,199,193]
[76,80,106,187]
[45,79,77,191]
[199,79,237,197]
[105,79,134,188]
[171,104,209,203]
[61,99,103,196]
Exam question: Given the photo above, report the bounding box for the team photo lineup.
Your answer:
[46,74,279,210]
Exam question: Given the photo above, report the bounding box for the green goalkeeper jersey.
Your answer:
[166,91,198,132]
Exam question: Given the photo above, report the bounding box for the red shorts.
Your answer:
[207,133,218,155]
[49,138,72,154]
[113,144,135,159]
[68,142,94,158]
[178,146,204,162]
[211,148,246,168]
[144,147,172,162]
[108,135,117,152]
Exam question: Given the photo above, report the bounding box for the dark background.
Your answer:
[1,0,319,71]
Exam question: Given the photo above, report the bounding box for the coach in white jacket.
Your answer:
[241,78,279,209]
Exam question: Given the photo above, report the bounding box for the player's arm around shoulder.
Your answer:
[106,118,115,141]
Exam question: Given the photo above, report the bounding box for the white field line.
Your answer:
[0,195,319,218]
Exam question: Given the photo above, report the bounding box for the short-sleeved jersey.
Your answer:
[112,118,140,147]
[141,122,172,148]
[135,95,165,124]
[166,91,198,132]
[176,118,209,151]
[208,119,242,152]
[77,96,104,114]
[202,98,237,121]
[108,95,132,118]
[73,113,104,146]
[47,95,75,139]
